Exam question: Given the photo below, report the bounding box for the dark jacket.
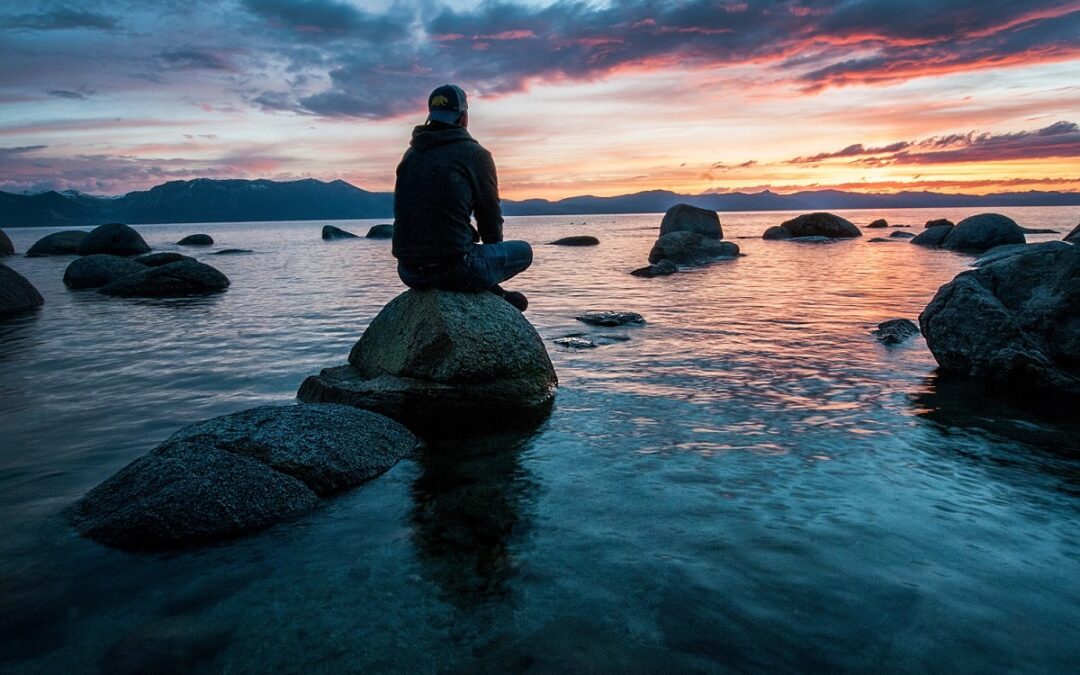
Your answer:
[392,123,504,266]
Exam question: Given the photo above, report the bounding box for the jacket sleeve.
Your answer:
[473,148,504,244]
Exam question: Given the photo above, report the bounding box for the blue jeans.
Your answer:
[398,241,533,292]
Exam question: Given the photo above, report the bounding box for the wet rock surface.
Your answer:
[63,255,146,289]
[648,231,739,265]
[26,230,87,257]
[872,318,920,344]
[134,252,194,267]
[910,225,954,247]
[919,242,1080,396]
[631,259,678,278]
[98,260,230,297]
[366,224,394,239]
[177,234,214,246]
[659,203,723,239]
[1065,223,1080,243]
[76,223,150,256]
[0,263,44,315]
[576,311,645,327]
[766,212,861,239]
[890,231,916,239]
[0,229,12,256]
[940,213,1025,252]
[322,225,358,240]
[298,290,558,434]
[72,404,418,550]
[550,235,599,246]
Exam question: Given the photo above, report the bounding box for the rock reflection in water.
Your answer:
[913,373,1080,454]
[410,429,542,607]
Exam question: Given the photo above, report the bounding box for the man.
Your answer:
[392,84,531,311]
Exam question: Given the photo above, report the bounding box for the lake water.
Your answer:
[2,207,1079,673]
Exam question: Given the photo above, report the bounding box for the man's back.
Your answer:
[392,122,503,266]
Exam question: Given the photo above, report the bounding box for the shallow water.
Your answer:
[2,207,1079,673]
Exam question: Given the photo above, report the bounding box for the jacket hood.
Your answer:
[410,123,477,151]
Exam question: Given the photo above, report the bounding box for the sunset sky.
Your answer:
[1,0,1078,200]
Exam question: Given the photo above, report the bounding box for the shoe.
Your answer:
[490,285,528,311]
[502,291,528,312]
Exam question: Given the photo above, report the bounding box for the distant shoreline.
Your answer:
[2,177,1078,227]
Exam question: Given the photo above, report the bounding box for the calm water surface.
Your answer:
[2,207,1079,673]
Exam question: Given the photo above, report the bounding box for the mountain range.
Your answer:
[2,178,1078,228]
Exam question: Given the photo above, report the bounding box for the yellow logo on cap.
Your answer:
[431,95,450,107]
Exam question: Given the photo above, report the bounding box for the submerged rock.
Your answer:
[550,235,599,246]
[919,243,1080,397]
[659,203,723,239]
[1020,227,1058,234]
[910,225,953,247]
[867,219,888,228]
[648,231,739,265]
[890,231,916,239]
[1065,223,1080,243]
[872,319,920,344]
[868,237,895,243]
[135,252,194,267]
[98,260,229,297]
[553,336,597,349]
[631,259,678,278]
[366,224,394,239]
[63,255,145,289]
[177,234,213,246]
[940,213,1025,252]
[925,218,954,229]
[0,264,44,315]
[26,230,87,257]
[72,404,418,550]
[322,225,358,240]
[212,248,253,255]
[76,223,150,256]
[0,229,12,256]
[298,290,558,434]
[576,311,645,327]
[765,212,861,239]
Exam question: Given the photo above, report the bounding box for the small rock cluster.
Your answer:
[633,203,739,277]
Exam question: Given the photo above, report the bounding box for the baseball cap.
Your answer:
[427,84,468,124]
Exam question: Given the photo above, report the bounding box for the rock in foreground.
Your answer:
[550,236,599,246]
[0,229,12,256]
[177,234,214,246]
[98,260,229,297]
[322,225,358,240]
[26,230,88,257]
[76,223,151,256]
[72,404,418,550]
[940,213,1025,252]
[919,243,1080,396]
[1065,223,1079,243]
[366,224,394,239]
[0,264,44,315]
[765,212,861,239]
[298,290,558,434]
[659,203,723,239]
[63,255,145,289]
